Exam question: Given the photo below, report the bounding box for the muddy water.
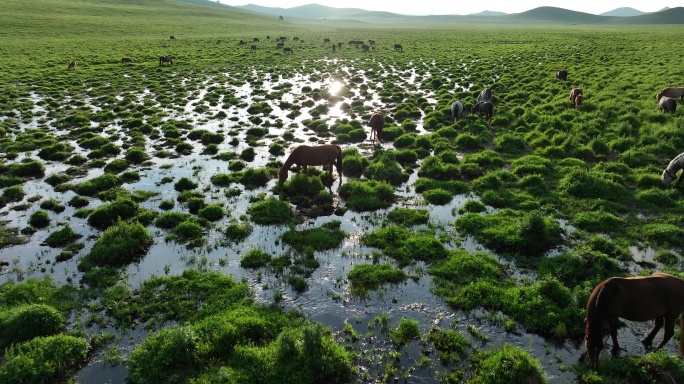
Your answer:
[0,60,671,383]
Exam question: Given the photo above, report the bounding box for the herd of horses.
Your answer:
[62,33,684,370]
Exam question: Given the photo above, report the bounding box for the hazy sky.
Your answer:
[219,1,674,15]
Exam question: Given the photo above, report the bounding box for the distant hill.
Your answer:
[504,6,609,24]
[600,7,646,17]
[471,10,507,17]
[238,3,369,19]
[235,3,684,25]
[606,7,684,24]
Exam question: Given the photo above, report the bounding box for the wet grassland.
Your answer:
[2,2,684,382]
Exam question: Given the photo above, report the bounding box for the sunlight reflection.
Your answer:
[328,81,343,96]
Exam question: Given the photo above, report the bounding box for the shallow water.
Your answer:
[0,59,673,383]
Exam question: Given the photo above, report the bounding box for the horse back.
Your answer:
[369,113,384,128]
[600,274,684,321]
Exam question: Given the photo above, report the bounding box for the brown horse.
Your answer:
[121,57,133,64]
[368,113,385,144]
[570,87,583,106]
[278,145,343,184]
[656,87,684,100]
[159,56,173,66]
[584,272,684,370]
[556,70,568,81]
[394,44,403,51]
[574,94,583,110]
[170,35,176,40]
[68,60,76,70]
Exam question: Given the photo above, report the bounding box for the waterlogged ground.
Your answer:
[2,27,684,383]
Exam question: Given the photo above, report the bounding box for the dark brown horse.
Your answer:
[278,144,343,184]
[584,272,684,369]
[159,56,173,66]
[472,101,493,122]
[170,35,176,40]
[394,44,403,51]
[556,70,568,81]
[368,113,385,144]
[283,47,293,54]
[659,96,677,115]
[251,45,257,51]
[121,57,133,64]
[68,60,76,70]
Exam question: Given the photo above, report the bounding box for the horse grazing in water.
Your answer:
[472,102,493,122]
[278,144,343,184]
[656,87,684,100]
[68,60,76,70]
[661,152,684,187]
[556,70,568,81]
[477,87,492,103]
[368,113,385,144]
[159,56,173,66]
[584,273,684,370]
[450,101,468,122]
[659,96,677,115]
[121,57,132,64]
[570,87,583,106]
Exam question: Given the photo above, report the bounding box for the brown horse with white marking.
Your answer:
[278,145,343,184]
[584,272,684,369]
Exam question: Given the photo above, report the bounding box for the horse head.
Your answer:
[278,166,288,184]
[584,319,604,370]
[662,168,677,186]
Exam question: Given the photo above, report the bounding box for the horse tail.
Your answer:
[679,314,684,356]
[336,145,343,177]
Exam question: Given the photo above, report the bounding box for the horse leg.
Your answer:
[608,317,621,355]
[642,316,664,347]
[654,316,677,351]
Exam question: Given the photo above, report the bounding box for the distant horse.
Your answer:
[659,96,677,115]
[121,57,133,64]
[472,101,493,122]
[661,152,684,187]
[338,42,343,48]
[251,45,258,51]
[332,44,336,52]
[570,86,583,106]
[656,87,684,100]
[170,36,176,40]
[574,94,583,110]
[159,56,173,66]
[253,37,260,42]
[556,70,568,81]
[324,38,331,43]
[283,47,293,54]
[394,44,403,51]
[368,113,385,145]
[68,60,76,70]
[278,144,343,184]
[477,87,492,103]
[239,40,247,45]
[584,273,684,370]
[450,101,468,122]
[361,44,370,52]
[276,42,285,48]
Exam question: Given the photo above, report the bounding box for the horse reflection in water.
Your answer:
[584,272,684,369]
[278,144,343,185]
